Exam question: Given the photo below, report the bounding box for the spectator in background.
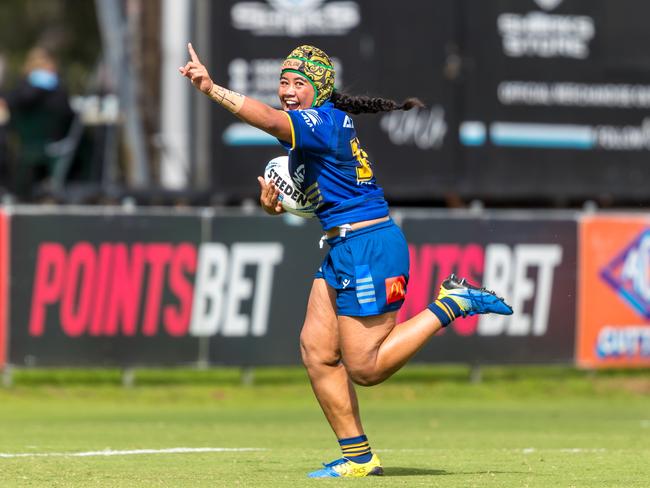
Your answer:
[3,46,74,200]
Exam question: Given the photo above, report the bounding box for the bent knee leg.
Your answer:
[345,366,384,387]
[300,334,340,372]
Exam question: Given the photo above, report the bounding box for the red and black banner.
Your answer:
[0,209,8,368]
[9,211,204,366]
[399,213,577,363]
[7,209,324,367]
[5,207,578,367]
[202,215,323,365]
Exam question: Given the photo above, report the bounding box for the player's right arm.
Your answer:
[179,43,292,144]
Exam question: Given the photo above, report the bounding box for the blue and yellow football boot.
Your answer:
[437,273,513,317]
[307,454,384,478]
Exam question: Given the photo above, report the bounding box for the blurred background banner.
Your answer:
[208,0,458,204]
[0,0,649,369]
[204,215,322,366]
[461,0,650,204]
[6,207,325,367]
[2,207,587,367]
[578,215,650,368]
[0,208,7,368]
[202,0,650,207]
[399,213,577,364]
[8,210,204,366]
[2,0,650,207]
[4,206,650,369]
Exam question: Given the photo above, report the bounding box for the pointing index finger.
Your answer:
[188,42,200,63]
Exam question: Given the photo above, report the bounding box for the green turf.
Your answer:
[0,366,649,487]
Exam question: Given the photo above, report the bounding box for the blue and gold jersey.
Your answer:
[279,101,389,231]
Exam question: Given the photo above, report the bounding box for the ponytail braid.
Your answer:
[330,90,423,115]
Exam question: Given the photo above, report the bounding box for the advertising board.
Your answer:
[204,214,323,365]
[208,0,458,203]
[577,215,650,368]
[0,209,7,368]
[400,213,578,363]
[7,208,325,367]
[461,0,650,201]
[9,210,204,366]
[4,207,585,367]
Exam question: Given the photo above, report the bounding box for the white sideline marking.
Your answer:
[0,447,265,459]
[521,448,607,454]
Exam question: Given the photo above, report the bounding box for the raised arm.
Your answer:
[179,43,292,143]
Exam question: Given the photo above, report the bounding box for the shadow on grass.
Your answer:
[384,467,448,476]
[386,468,526,477]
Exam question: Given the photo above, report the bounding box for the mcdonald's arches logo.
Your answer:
[385,275,406,304]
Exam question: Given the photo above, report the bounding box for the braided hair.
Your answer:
[330,90,424,114]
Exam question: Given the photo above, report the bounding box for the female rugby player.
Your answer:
[180,43,512,478]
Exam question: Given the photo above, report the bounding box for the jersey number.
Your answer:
[350,137,373,183]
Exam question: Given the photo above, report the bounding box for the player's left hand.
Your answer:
[178,43,213,94]
[257,176,285,215]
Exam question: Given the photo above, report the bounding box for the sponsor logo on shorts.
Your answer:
[385,276,406,304]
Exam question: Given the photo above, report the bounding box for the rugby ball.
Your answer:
[264,156,317,218]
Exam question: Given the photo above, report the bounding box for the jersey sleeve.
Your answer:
[285,108,334,154]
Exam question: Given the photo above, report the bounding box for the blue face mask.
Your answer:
[27,69,59,90]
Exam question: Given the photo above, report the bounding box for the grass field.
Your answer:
[0,365,649,487]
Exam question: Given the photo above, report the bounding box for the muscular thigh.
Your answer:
[300,278,340,364]
[338,311,397,370]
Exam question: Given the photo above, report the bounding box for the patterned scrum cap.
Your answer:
[281,45,335,107]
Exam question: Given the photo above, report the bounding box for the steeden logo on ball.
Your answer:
[264,156,317,218]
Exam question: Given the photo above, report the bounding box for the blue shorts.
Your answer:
[315,219,410,317]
